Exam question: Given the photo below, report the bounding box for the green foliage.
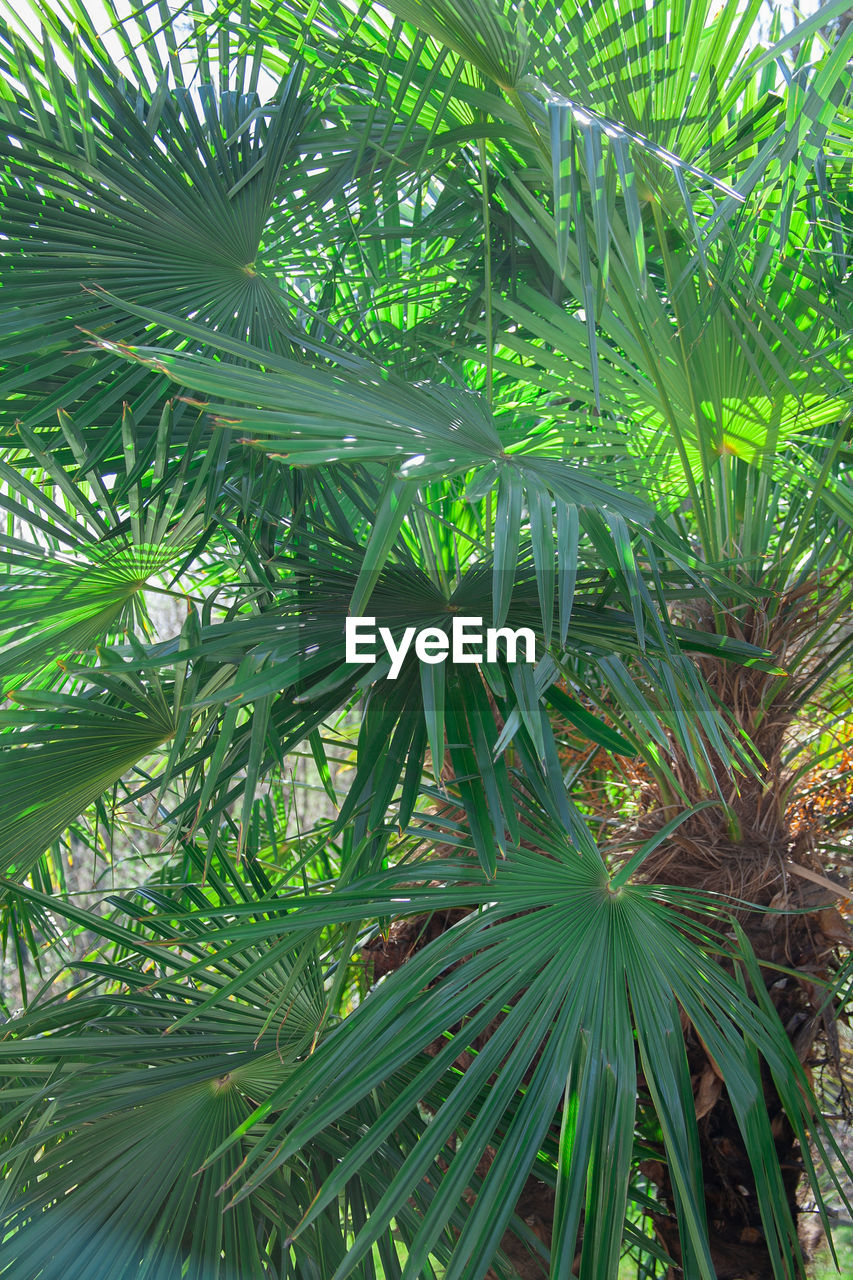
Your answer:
[1,0,852,1276]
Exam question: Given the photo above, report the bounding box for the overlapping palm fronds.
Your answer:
[1,1,852,1277]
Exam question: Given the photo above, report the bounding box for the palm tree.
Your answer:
[1,1,852,1277]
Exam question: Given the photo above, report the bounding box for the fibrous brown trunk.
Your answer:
[637,816,849,1278]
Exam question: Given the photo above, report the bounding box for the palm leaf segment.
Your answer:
[0,860,456,1280]
[160,815,851,1280]
[165,544,765,873]
[0,4,311,431]
[0,402,213,691]
[0,656,181,884]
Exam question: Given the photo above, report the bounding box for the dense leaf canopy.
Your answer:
[1,1,852,1277]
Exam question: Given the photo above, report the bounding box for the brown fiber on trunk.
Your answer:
[627,803,849,1275]
[601,586,853,1277]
